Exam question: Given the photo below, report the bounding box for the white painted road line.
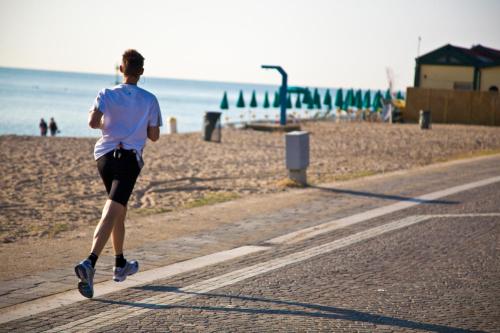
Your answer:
[267,176,500,244]
[426,213,500,218]
[0,245,269,325]
[41,215,438,333]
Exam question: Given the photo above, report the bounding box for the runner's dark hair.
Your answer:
[122,49,144,77]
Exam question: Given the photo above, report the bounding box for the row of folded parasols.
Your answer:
[220,87,405,112]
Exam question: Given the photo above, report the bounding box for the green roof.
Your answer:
[416,44,500,68]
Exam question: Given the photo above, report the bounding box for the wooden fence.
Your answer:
[404,88,500,126]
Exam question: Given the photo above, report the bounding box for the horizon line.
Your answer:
[0,65,392,92]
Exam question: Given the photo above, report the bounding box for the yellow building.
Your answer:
[414,44,500,92]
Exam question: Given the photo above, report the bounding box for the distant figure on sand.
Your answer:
[74,49,162,298]
[39,118,48,136]
[49,117,58,136]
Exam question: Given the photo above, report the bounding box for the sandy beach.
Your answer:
[2,121,500,246]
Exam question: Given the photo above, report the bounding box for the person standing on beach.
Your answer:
[74,49,162,298]
[48,117,58,136]
[39,118,47,136]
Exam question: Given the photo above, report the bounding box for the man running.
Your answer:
[74,49,162,298]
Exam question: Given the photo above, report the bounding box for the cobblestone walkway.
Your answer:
[1,156,499,332]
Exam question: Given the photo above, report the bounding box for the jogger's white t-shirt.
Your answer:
[91,84,163,160]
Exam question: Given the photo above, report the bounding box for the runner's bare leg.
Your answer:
[111,206,127,255]
[90,200,126,256]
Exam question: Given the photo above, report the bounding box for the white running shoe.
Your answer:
[113,260,139,282]
[74,259,95,298]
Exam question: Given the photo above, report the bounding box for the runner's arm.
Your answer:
[88,108,103,129]
[147,126,160,142]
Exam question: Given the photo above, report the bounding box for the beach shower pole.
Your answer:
[261,65,288,125]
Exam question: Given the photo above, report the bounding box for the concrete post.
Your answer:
[168,117,177,134]
[285,131,309,185]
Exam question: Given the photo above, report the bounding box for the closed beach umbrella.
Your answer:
[263,91,270,108]
[342,98,348,111]
[302,88,312,104]
[363,90,371,109]
[313,88,321,109]
[372,90,383,111]
[348,89,354,109]
[295,94,302,108]
[349,89,356,108]
[335,88,343,109]
[396,91,404,100]
[384,89,392,101]
[250,90,258,108]
[323,89,332,110]
[307,94,314,109]
[355,89,363,110]
[273,91,280,108]
[220,91,229,110]
[236,90,246,108]
[286,95,292,109]
[343,89,353,110]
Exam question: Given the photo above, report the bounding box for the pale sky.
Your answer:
[1,0,499,90]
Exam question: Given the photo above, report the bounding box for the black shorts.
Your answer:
[96,149,141,207]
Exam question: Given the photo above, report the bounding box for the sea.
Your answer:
[0,67,338,137]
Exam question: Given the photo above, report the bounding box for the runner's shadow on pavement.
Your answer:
[309,185,459,205]
[95,286,482,333]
